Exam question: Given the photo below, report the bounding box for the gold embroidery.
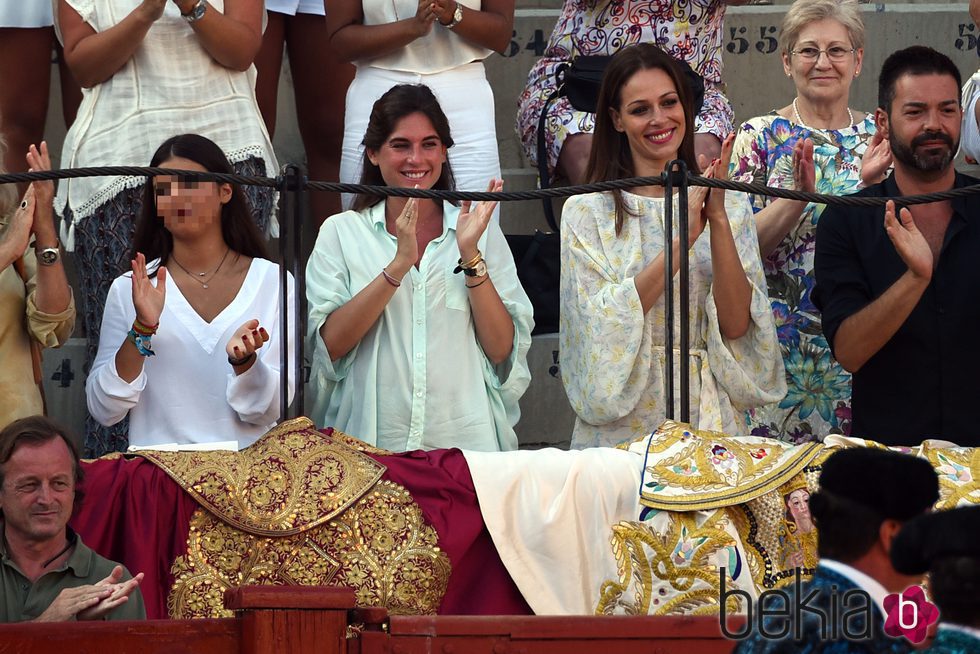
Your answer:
[921,446,979,509]
[640,420,824,510]
[137,417,385,536]
[169,481,451,618]
[596,511,740,616]
[327,428,395,456]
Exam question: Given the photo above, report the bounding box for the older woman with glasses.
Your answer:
[729,0,888,443]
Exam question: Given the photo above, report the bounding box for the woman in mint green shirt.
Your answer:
[306,84,533,452]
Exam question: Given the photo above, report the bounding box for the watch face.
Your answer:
[474,260,487,277]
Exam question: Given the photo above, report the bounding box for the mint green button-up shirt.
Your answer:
[306,201,533,452]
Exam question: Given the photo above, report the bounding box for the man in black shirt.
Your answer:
[814,46,980,447]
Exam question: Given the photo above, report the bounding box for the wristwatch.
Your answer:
[35,241,61,266]
[463,259,487,277]
[445,1,463,29]
[182,0,207,23]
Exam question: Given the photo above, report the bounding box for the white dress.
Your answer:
[559,190,786,448]
[86,258,296,449]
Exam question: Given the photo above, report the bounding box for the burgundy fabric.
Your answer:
[366,447,533,615]
[70,444,531,619]
[72,456,198,620]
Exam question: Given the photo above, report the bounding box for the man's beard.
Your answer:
[891,130,957,173]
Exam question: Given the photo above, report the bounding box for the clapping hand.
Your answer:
[791,137,815,193]
[413,0,437,35]
[861,130,892,186]
[388,194,420,280]
[3,185,36,259]
[884,200,932,281]
[455,178,501,259]
[77,566,144,621]
[26,142,58,244]
[140,0,169,21]
[131,252,166,327]
[429,0,456,25]
[226,319,269,370]
[36,566,143,622]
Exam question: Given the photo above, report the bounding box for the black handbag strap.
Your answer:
[536,64,568,233]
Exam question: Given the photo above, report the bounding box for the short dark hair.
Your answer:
[808,490,884,561]
[930,556,980,627]
[133,133,269,268]
[353,84,457,211]
[587,43,700,236]
[0,416,84,500]
[878,46,962,112]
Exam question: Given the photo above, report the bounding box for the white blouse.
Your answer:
[358,0,492,74]
[86,258,296,449]
[54,0,277,245]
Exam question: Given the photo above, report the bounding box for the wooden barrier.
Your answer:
[0,587,742,654]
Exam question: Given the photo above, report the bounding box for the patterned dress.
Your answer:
[559,190,785,448]
[516,0,734,176]
[730,113,875,444]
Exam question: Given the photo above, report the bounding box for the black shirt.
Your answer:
[813,172,980,446]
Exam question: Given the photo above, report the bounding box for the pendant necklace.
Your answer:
[169,248,230,290]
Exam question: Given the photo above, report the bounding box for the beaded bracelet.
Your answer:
[132,318,159,336]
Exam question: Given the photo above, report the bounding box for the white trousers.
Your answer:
[340,63,501,217]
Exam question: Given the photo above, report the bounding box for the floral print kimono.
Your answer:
[559,190,785,448]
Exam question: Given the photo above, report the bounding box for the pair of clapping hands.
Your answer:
[129,253,269,368]
[388,179,501,277]
[35,565,143,622]
[411,0,460,35]
[4,143,57,261]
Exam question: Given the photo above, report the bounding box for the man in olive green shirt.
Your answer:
[0,416,144,622]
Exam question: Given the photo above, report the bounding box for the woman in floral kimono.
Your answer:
[560,43,787,448]
[729,0,888,442]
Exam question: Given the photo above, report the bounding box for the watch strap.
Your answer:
[183,0,207,22]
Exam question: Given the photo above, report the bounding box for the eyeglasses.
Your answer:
[791,46,856,62]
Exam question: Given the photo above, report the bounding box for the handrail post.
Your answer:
[277,165,306,421]
[662,168,674,420]
[674,161,690,424]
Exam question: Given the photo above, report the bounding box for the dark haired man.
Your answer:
[891,505,980,653]
[734,447,939,652]
[0,416,144,622]
[813,46,979,446]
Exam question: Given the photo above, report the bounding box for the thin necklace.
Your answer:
[793,97,853,131]
[169,248,230,290]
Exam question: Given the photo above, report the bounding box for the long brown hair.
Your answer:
[586,44,700,235]
[132,134,269,267]
[353,84,457,211]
